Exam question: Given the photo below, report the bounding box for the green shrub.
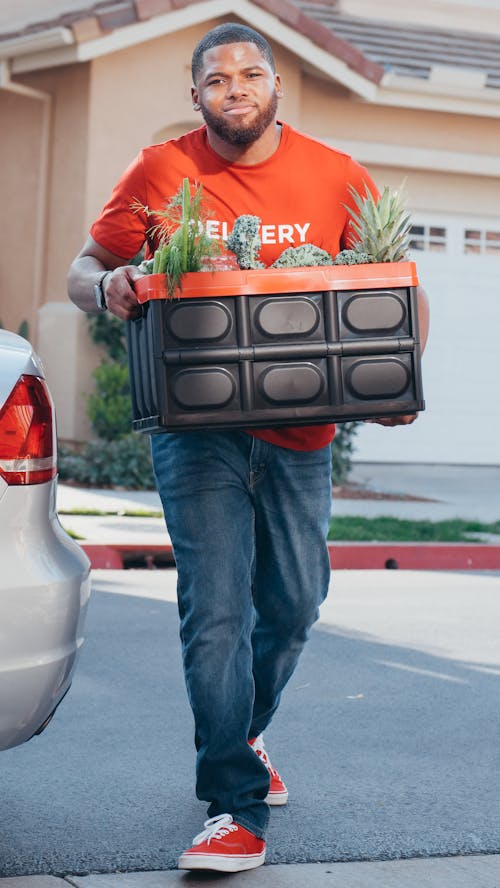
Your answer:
[87,361,132,440]
[0,319,30,339]
[58,309,156,489]
[58,435,155,489]
[87,313,127,363]
[331,422,359,485]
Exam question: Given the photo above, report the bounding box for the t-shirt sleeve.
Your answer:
[340,159,380,250]
[90,152,150,260]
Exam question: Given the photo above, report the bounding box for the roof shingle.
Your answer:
[293,2,500,89]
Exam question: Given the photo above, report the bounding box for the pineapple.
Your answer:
[340,182,412,264]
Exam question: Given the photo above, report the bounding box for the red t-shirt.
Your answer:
[90,123,378,451]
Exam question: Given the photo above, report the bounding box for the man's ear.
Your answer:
[275,74,284,99]
[191,87,201,111]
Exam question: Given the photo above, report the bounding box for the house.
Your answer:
[1,0,499,463]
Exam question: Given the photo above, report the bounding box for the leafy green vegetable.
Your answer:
[271,244,333,268]
[226,215,266,269]
[133,178,220,296]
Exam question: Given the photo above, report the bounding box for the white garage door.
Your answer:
[353,211,500,465]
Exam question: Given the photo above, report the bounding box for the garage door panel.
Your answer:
[354,223,500,465]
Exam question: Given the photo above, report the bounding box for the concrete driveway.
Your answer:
[0,567,498,882]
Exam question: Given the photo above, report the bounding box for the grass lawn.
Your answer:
[61,508,500,543]
[328,516,500,542]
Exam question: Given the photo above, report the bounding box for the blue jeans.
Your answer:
[151,430,332,838]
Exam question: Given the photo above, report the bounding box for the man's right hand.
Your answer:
[68,235,146,319]
[103,265,144,321]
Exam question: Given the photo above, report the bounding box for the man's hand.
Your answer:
[366,414,418,427]
[68,235,146,318]
[365,287,428,428]
[103,266,144,321]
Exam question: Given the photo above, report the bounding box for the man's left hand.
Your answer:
[366,413,418,427]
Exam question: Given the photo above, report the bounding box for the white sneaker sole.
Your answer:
[266,789,289,806]
[178,849,266,872]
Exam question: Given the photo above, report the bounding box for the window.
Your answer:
[409,225,447,252]
[464,228,500,255]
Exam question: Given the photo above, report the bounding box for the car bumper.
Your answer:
[0,477,91,749]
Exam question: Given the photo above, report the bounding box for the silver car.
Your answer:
[0,329,91,750]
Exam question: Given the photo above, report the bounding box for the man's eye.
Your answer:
[247,72,261,78]
[207,78,225,86]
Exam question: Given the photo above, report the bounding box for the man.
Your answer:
[68,22,429,873]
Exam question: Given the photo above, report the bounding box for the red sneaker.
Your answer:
[249,734,289,806]
[178,814,266,872]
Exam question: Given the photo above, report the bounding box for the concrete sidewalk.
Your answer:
[343,462,500,523]
[57,462,500,522]
[3,855,500,887]
[56,462,500,570]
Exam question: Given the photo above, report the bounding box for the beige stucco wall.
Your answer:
[43,65,90,310]
[300,73,500,156]
[38,301,104,442]
[0,64,90,344]
[0,88,44,337]
[299,73,500,216]
[368,168,500,218]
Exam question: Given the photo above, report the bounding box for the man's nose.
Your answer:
[227,77,248,98]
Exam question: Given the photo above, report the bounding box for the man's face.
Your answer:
[191,42,282,146]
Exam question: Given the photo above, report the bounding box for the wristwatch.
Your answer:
[93,271,111,312]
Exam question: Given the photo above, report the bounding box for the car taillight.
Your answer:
[0,374,57,485]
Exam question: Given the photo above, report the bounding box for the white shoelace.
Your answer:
[250,734,278,777]
[192,813,238,846]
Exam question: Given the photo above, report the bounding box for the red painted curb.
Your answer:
[82,543,174,570]
[81,542,500,571]
[328,543,500,571]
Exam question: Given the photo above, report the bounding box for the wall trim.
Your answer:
[378,75,500,119]
[327,138,500,177]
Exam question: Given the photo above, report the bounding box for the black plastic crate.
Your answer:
[126,263,424,433]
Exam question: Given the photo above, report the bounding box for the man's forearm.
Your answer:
[68,237,144,321]
[67,255,110,314]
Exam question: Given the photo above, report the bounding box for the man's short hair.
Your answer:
[191,23,276,83]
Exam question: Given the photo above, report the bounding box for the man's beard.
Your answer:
[199,92,279,145]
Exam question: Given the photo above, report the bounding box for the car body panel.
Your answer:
[0,330,91,750]
[0,330,44,405]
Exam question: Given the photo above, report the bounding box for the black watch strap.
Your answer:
[93,271,110,312]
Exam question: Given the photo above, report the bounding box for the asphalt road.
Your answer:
[1,569,499,877]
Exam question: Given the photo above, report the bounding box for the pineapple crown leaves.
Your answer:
[343,180,412,263]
